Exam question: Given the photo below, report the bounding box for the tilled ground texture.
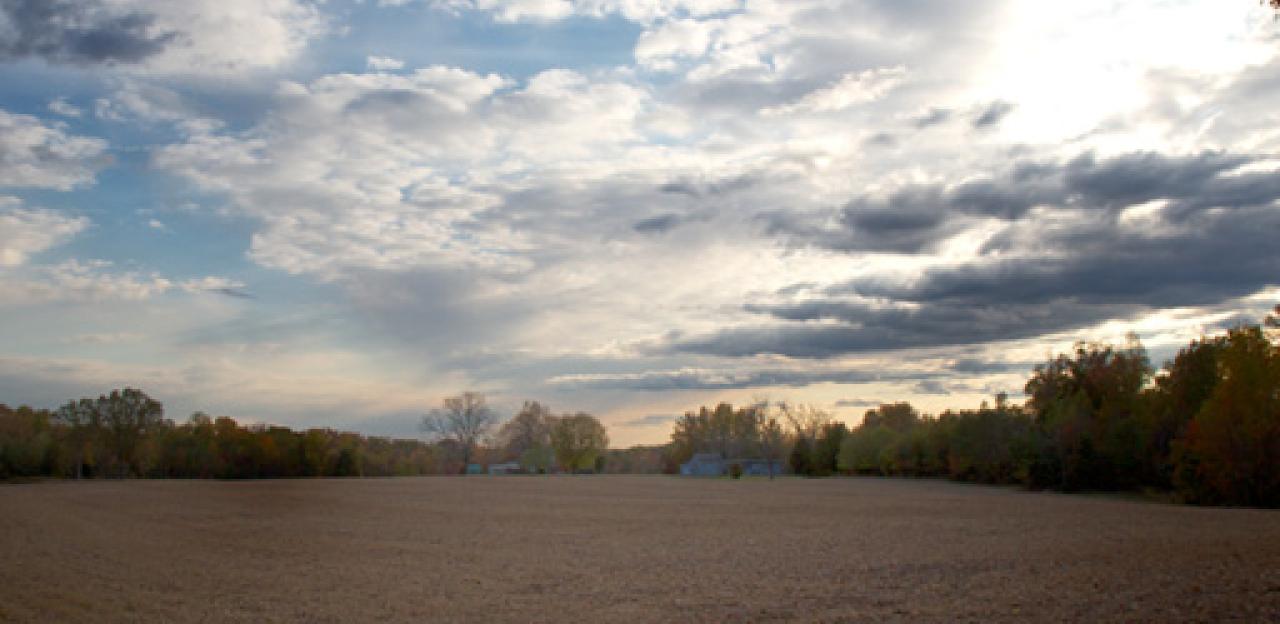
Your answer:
[2,476,1278,622]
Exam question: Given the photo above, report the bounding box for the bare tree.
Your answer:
[421,392,498,473]
[778,401,832,445]
[751,398,786,480]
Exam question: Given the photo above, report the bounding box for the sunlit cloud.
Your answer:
[0,0,1277,445]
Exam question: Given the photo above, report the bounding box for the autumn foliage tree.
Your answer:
[1023,336,1151,490]
[1173,327,1280,506]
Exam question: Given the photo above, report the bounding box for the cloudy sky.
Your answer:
[1,0,1277,445]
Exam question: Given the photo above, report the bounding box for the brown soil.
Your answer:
[2,476,1277,622]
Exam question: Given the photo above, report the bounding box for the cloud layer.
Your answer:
[0,0,1277,443]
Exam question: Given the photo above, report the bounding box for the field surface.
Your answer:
[2,476,1278,622]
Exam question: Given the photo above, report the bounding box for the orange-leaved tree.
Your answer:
[1173,326,1280,506]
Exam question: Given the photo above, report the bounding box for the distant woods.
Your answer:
[0,392,438,479]
[2,310,1277,506]
[0,390,612,480]
[667,312,1280,508]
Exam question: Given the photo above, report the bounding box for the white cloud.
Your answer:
[6,0,1274,442]
[119,0,328,77]
[965,1,1274,147]
[155,66,653,280]
[761,66,907,116]
[0,202,242,305]
[635,17,716,71]
[0,199,89,267]
[0,109,109,190]
[478,0,574,23]
[89,81,225,137]
[47,97,83,118]
[366,55,405,71]
[0,259,244,305]
[428,0,743,24]
[0,0,327,77]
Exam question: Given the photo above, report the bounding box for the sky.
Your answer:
[1,0,1278,446]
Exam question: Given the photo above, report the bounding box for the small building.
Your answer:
[679,453,783,477]
[680,453,725,476]
[487,462,522,475]
[738,458,784,477]
[465,463,484,475]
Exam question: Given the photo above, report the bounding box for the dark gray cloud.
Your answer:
[972,100,1014,129]
[677,298,1133,358]
[864,132,896,147]
[870,207,1280,310]
[912,380,951,395]
[0,0,177,65]
[759,186,956,254]
[948,357,1029,375]
[658,173,761,198]
[835,186,952,252]
[550,366,923,391]
[210,287,254,300]
[768,150,1272,255]
[633,213,680,234]
[912,107,951,128]
[681,149,1280,358]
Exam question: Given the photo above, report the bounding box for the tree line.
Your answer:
[418,393,611,473]
[0,390,610,479]
[666,312,1280,507]
[0,390,440,479]
[3,313,1275,504]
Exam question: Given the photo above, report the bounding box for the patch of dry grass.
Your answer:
[2,476,1277,622]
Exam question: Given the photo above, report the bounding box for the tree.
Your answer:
[1024,336,1151,490]
[862,403,919,432]
[812,422,849,476]
[421,392,498,473]
[788,435,812,476]
[497,401,554,462]
[1173,326,1280,506]
[550,413,609,472]
[837,425,899,475]
[668,402,762,465]
[1143,336,1226,486]
[752,400,786,479]
[779,402,832,446]
[53,388,164,477]
[0,404,57,478]
[100,388,165,476]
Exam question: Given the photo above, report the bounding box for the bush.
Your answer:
[728,462,743,479]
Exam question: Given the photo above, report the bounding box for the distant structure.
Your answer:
[487,462,521,475]
[679,453,783,477]
[465,463,484,475]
